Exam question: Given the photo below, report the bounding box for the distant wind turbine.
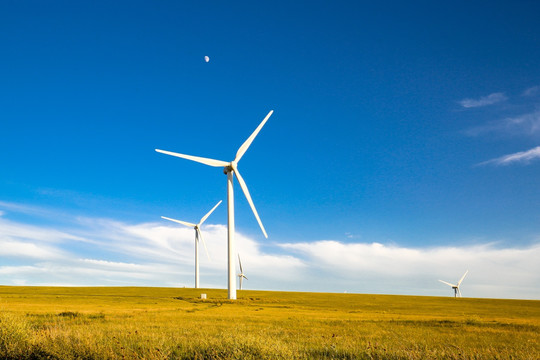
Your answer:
[161,200,222,289]
[439,270,468,298]
[237,254,248,290]
[156,110,273,299]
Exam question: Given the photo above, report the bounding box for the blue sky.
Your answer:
[1,1,540,299]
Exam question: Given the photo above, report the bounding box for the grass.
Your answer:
[0,286,539,359]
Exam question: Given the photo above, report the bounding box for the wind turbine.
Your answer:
[439,270,468,298]
[161,200,222,289]
[237,254,248,290]
[156,110,273,299]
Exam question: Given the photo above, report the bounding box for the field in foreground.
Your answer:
[0,287,539,359]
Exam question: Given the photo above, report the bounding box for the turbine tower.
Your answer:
[439,270,468,298]
[161,200,222,288]
[156,110,273,299]
[237,254,248,290]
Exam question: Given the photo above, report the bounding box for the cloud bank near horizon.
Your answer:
[281,240,540,299]
[1,201,539,299]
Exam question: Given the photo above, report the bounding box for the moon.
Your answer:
[204,56,210,63]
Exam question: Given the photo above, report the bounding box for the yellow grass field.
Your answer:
[0,286,538,359]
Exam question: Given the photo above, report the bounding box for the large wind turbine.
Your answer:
[161,200,222,289]
[439,270,468,298]
[237,254,248,290]
[156,110,273,299]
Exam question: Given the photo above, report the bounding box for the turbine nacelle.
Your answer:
[223,163,234,174]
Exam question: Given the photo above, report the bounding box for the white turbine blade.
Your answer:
[196,228,211,261]
[458,270,469,286]
[199,200,222,225]
[238,254,243,273]
[458,287,462,297]
[234,110,273,163]
[438,280,456,288]
[233,167,268,238]
[161,216,196,228]
[243,275,248,280]
[156,149,229,167]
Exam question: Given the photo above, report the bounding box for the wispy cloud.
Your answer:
[459,92,507,108]
[465,109,540,137]
[477,146,540,166]
[0,200,70,220]
[522,86,540,97]
[460,89,540,168]
[0,218,86,245]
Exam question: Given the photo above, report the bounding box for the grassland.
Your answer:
[0,286,538,359]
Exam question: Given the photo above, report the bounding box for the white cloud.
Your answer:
[281,240,540,299]
[0,201,305,289]
[1,201,539,299]
[0,262,166,286]
[0,212,86,259]
[0,219,86,244]
[459,92,507,108]
[78,258,149,271]
[0,240,65,259]
[478,146,540,166]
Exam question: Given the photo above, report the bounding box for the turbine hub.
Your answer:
[224,162,235,174]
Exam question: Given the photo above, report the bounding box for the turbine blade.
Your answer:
[243,275,248,280]
[458,287,462,297]
[438,280,456,287]
[199,200,222,225]
[234,167,268,238]
[234,110,273,163]
[238,254,243,273]
[156,149,229,167]
[458,270,468,286]
[196,228,211,261]
[161,216,196,228]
